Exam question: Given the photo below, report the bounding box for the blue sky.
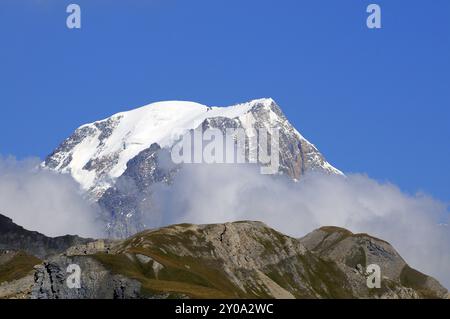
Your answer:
[0,0,449,201]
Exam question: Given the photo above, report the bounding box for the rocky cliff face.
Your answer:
[32,254,141,299]
[4,221,443,299]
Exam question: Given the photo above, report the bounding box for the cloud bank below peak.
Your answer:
[0,156,103,238]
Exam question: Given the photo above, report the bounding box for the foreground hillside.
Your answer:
[0,214,448,299]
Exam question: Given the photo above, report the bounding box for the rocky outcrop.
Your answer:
[31,255,141,299]
[299,226,449,299]
[0,274,35,299]
[65,240,118,256]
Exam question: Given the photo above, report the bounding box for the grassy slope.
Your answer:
[93,227,250,299]
[0,252,41,283]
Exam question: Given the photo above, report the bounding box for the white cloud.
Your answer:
[151,163,450,289]
[0,156,103,238]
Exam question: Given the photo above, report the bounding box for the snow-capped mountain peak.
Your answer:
[44,98,342,205]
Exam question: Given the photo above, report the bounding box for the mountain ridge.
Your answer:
[0,213,92,259]
[0,214,447,299]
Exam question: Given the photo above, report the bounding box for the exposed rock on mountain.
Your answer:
[32,254,141,299]
[299,226,449,298]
